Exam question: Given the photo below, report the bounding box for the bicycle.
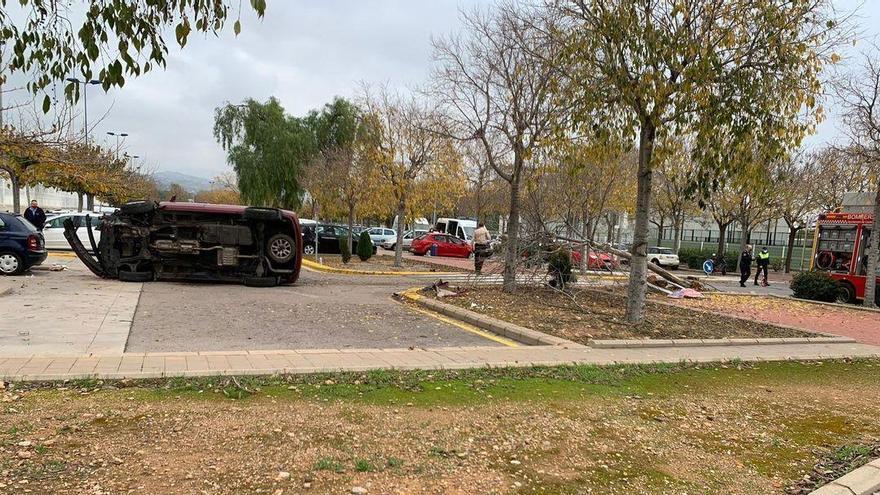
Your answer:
[702,255,727,276]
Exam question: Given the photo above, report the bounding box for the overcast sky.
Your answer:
[6,0,880,180]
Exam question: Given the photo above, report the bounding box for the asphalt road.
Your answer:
[126,269,501,352]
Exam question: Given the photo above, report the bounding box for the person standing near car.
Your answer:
[739,244,754,287]
[23,200,46,230]
[473,222,491,275]
[754,247,770,286]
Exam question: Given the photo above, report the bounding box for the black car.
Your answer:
[0,212,48,275]
[301,223,376,255]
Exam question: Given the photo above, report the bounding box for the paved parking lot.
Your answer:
[0,256,501,356]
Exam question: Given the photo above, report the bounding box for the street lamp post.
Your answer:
[65,78,101,144]
[106,131,129,159]
[67,78,101,212]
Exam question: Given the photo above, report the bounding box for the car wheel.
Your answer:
[120,200,156,215]
[118,270,153,282]
[245,276,278,287]
[651,258,661,266]
[0,252,24,275]
[303,244,316,255]
[243,207,282,221]
[388,244,396,251]
[267,233,295,263]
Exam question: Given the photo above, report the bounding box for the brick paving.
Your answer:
[1,342,878,381]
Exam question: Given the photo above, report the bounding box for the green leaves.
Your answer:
[3,0,266,112]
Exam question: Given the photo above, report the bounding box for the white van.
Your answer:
[434,218,477,243]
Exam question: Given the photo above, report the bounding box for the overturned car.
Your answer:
[64,201,302,287]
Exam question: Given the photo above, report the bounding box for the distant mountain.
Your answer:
[153,171,213,193]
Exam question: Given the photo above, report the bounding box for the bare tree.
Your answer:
[775,151,821,273]
[362,87,446,268]
[431,4,565,292]
[834,47,880,307]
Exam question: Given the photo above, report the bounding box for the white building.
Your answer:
[1,176,81,213]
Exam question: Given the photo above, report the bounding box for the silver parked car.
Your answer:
[367,227,397,247]
[382,229,427,250]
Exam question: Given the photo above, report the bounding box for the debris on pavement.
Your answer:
[429,280,465,298]
[667,288,705,299]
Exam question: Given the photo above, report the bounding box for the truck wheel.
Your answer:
[243,207,282,221]
[836,281,856,304]
[267,233,295,263]
[120,201,156,215]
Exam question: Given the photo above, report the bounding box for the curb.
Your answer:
[591,336,856,348]
[396,288,582,347]
[809,458,880,495]
[301,258,459,276]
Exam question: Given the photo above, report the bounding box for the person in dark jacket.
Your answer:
[23,200,47,230]
[739,244,753,287]
[754,247,770,286]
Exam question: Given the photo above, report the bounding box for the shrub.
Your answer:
[677,247,737,271]
[357,231,373,261]
[547,246,576,290]
[790,270,841,302]
[338,235,352,264]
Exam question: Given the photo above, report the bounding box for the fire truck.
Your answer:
[812,211,879,304]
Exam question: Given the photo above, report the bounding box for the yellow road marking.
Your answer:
[397,288,518,347]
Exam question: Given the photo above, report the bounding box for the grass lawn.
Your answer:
[315,254,460,272]
[436,287,811,343]
[2,361,879,494]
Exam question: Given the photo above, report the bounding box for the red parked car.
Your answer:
[571,249,619,270]
[409,233,473,258]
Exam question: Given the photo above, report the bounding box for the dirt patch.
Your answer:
[2,361,879,494]
[786,442,880,494]
[315,255,462,273]
[435,287,811,343]
[671,294,880,345]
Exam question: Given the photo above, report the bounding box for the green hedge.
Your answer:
[790,271,841,302]
[338,235,352,263]
[677,248,737,271]
[357,231,373,261]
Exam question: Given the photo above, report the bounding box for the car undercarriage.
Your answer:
[64,201,301,286]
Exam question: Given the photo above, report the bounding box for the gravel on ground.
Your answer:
[434,286,812,343]
[2,360,878,495]
[315,255,463,273]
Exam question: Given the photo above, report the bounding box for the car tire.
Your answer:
[267,233,295,263]
[651,258,661,266]
[0,252,24,276]
[303,244,316,255]
[118,270,153,282]
[243,207,282,221]
[120,201,156,215]
[244,276,278,287]
[387,244,396,251]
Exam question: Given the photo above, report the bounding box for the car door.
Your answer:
[448,235,468,257]
[317,226,340,253]
[41,215,69,249]
[433,235,451,256]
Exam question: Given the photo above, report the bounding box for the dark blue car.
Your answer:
[0,212,48,275]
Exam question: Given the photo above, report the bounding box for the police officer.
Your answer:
[739,244,753,287]
[754,247,770,286]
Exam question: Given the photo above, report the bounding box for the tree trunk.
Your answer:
[864,186,880,308]
[625,122,656,324]
[393,198,406,268]
[605,214,615,243]
[673,215,683,252]
[87,194,95,212]
[716,223,728,259]
[784,224,799,274]
[347,205,355,254]
[579,211,588,273]
[656,217,664,245]
[77,192,84,212]
[502,169,522,293]
[10,173,21,213]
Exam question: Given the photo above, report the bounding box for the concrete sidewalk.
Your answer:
[2,341,877,381]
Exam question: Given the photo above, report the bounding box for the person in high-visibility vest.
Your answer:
[754,247,770,286]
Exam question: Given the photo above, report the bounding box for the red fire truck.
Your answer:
[812,212,879,304]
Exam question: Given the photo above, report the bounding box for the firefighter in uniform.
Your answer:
[754,247,770,286]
